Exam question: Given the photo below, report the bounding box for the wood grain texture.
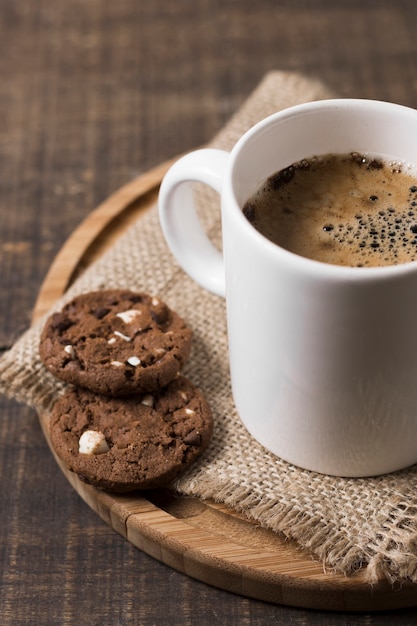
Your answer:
[3,1,417,624]
[32,163,417,613]
[32,157,175,319]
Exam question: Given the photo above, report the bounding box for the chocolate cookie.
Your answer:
[39,290,192,395]
[49,377,213,492]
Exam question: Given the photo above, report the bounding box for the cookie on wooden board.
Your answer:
[49,377,213,492]
[39,290,192,395]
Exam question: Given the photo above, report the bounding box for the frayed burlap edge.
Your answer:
[173,465,417,584]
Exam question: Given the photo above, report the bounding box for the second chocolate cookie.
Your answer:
[49,377,213,492]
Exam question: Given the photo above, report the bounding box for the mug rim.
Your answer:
[225,98,417,281]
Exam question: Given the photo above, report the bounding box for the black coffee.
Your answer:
[243,152,417,267]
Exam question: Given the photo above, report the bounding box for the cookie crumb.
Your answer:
[127,356,141,367]
[141,394,154,407]
[116,309,142,324]
[113,331,132,342]
[79,430,110,455]
[64,344,75,358]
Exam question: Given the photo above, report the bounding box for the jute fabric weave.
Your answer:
[1,71,417,584]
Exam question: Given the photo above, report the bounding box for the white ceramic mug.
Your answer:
[158,99,417,477]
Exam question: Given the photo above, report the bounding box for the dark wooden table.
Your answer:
[2,1,417,624]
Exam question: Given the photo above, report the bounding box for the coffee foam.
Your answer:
[243,153,417,267]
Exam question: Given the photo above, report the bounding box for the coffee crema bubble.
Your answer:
[242,152,417,268]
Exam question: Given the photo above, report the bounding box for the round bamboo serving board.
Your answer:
[33,158,417,612]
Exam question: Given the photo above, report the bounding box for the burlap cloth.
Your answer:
[2,71,417,586]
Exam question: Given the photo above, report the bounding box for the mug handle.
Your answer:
[158,148,230,297]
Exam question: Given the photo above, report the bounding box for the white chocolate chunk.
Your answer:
[79,430,110,455]
[107,337,117,345]
[64,344,75,358]
[151,297,160,306]
[127,356,141,367]
[141,394,154,407]
[113,330,131,342]
[111,360,124,367]
[179,391,188,401]
[116,309,142,324]
[185,408,195,416]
